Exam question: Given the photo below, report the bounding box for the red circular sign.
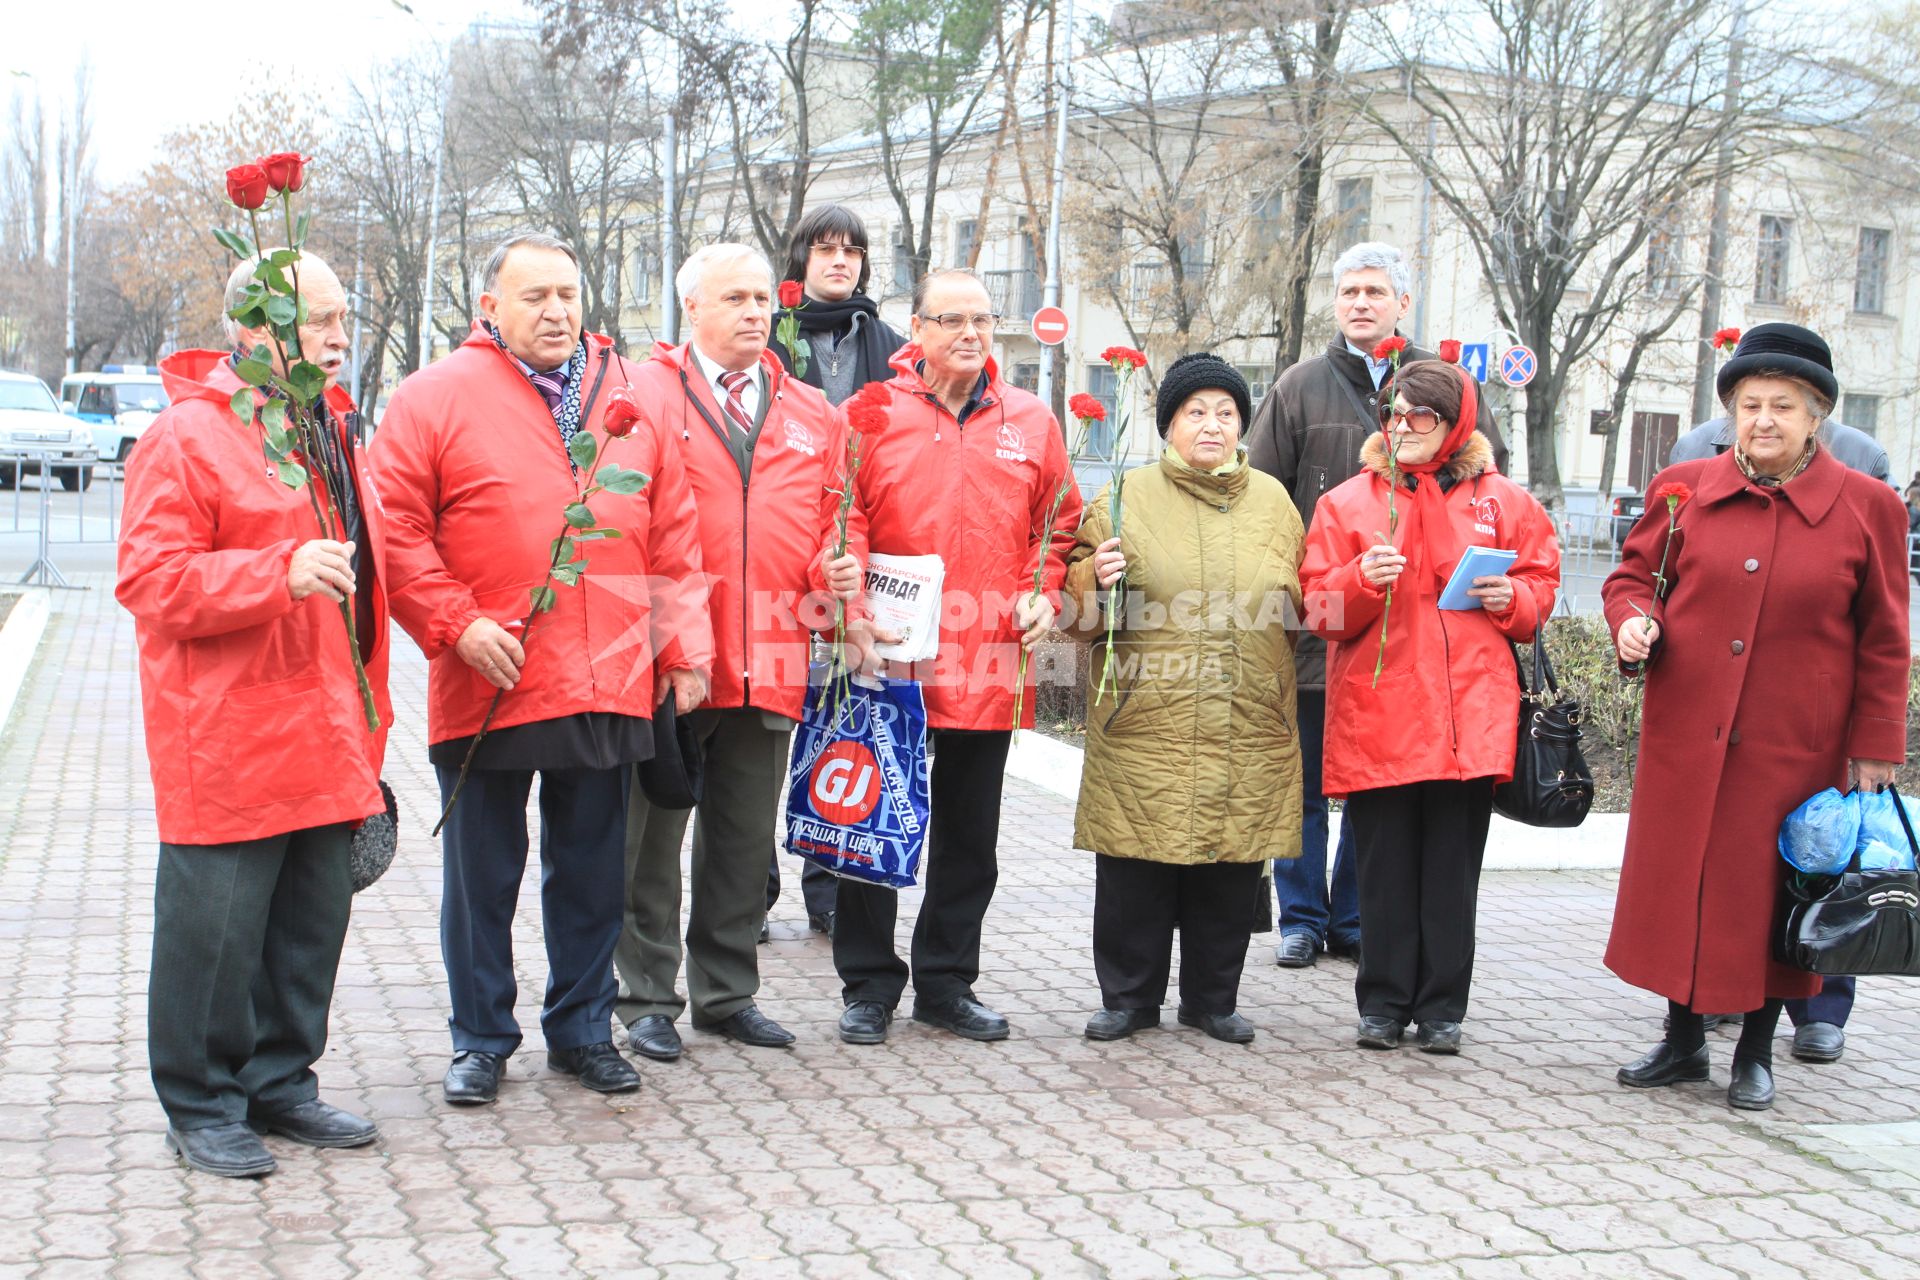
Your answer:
[1030,306,1070,347]
[809,741,882,825]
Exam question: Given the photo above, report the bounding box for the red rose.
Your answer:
[1712,327,1741,353]
[1372,335,1409,362]
[1438,339,1462,364]
[1100,345,1147,369]
[259,152,309,195]
[225,164,270,210]
[779,280,805,309]
[1653,481,1693,507]
[1068,392,1107,423]
[602,386,643,438]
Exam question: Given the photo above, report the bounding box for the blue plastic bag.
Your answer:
[1856,790,1920,871]
[784,666,931,889]
[1779,788,1860,875]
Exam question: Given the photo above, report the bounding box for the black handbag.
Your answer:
[1777,784,1920,976]
[1491,631,1594,828]
[636,696,705,810]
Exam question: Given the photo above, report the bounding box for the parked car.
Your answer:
[1610,492,1646,547]
[59,368,169,462]
[0,370,101,490]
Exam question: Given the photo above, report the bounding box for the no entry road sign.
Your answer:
[1031,306,1070,346]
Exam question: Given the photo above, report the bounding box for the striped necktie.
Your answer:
[719,370,754,439]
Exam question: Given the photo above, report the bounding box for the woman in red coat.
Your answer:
[1604,323,1909,1112]
[1301,359,1560,1055]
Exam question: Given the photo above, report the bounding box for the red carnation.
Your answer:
[1100,345,1147,369]
[779,280,805,309]
[845,381,890,436]
[1068,392,1107,423]
[1653,481,1692,508]
[1712,327,1741,353]
[602,386,643,438]
[1372,335,1409,362]
[259,151,309,195]
[225,164,270,211]
[1438,339,1462,364]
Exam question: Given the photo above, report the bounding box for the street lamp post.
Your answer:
[1034,0,1076,417]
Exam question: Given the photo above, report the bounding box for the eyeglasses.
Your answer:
[810,242,866,260]
[920,312,1001,333]
[1379,403,1442,434]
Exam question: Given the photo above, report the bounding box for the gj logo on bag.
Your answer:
[785,665,931,889]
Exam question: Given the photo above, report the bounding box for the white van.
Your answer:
[59,367,170,462]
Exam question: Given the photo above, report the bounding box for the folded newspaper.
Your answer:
[864,552,944,664]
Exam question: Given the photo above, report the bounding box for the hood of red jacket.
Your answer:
[160,348,359,420]
[887,342,1005,400]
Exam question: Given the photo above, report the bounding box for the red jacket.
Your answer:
[117,350,392,845]
[1602,448,1909,1011]
[370,325,710,746]
[1300,432,1560,797]
[826,346,1081,730]
[636,342,844,721]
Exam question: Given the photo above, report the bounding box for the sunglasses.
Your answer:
[1378,403,1443,434]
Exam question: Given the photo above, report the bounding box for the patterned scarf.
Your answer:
[1734,436,1818,487]
[486,321,587,455]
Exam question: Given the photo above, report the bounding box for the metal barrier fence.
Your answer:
[0,454,126,588]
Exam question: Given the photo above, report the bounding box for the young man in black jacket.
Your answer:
[1245,241,1507,972]
[763,204,908,938]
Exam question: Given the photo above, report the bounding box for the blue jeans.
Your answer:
[1275,688,1360,947]
[1785,975,1855,1028]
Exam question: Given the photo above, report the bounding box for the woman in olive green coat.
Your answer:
[1063,353,1306,1045]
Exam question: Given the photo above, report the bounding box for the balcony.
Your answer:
[981,268,1042,321]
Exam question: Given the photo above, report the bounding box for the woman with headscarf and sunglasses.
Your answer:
[1299,358,1560,1055]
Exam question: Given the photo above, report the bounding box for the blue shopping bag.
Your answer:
[784,665,931,889]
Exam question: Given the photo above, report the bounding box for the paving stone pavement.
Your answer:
[3,577,1920,1278]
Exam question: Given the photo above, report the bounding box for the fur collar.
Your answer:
[1360,430,1495,484]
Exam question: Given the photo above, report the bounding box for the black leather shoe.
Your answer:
[252,1100,377,1148]
[838,1000,893,1045]
[627,1015,683,1062]
[1356,1016,1404,1049]
[699,1004,796,1048]
[912,995,1010,1041]
[547,1042,640,1093]
[1085,1008,1160,1041]
[1177,1006,1255,1044]
[1728,1057,1775,1110]
[1791,1021,1845,1063]
[1617,1042,1709,1088]
[166,1123,276,1178]
[443,1050,506,1105]
[808,911,835,937]
[1416,1021,1462,1055]
[1274,933,1317,968]
[1326,935,1362,960]
[758,921,771,945]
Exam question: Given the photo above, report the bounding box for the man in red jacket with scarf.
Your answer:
[372,233,711,1105]
[119,251,391,1178]
[614,243,856,1061]
[825,268,1081,1046]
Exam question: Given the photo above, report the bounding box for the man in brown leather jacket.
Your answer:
[1245,241,1507,971]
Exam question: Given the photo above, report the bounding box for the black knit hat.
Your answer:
[1716,322,1839,410]
[1155,352,1252,436]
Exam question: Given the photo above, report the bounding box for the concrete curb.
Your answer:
[0,589,49,736]
[1007,730,1626,871]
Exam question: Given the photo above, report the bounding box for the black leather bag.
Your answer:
[1491,631,1594,828]
[636,696,705,810]
[1777,784,1920,976]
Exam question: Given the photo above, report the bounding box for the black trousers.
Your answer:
[1347,778,1494,1024]
[766,847,839,918]
[1093,855,1261,1015]
[436,764,628,1055]
[833,729,1009,1008]
[148,823,352,1131]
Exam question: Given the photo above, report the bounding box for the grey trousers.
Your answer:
[615,708,792,1026]
[148,823,352,1131]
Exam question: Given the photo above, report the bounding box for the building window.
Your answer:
[1078,365,1119,457]
[1755,215,1792,305]
[1844,393,1881,438]
[1252,191,1286,255]
[1646,201,1683,298]
[1855,227,1890,314]
[1333,178,1371,245]
[629,244,658,304]
[892,224,913,295]
[955,218,979,270]
[1237,364,1274,405]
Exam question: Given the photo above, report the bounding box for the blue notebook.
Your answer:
[1438,547,1518,610]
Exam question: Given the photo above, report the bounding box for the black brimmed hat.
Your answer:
[1716,323,1838,409]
